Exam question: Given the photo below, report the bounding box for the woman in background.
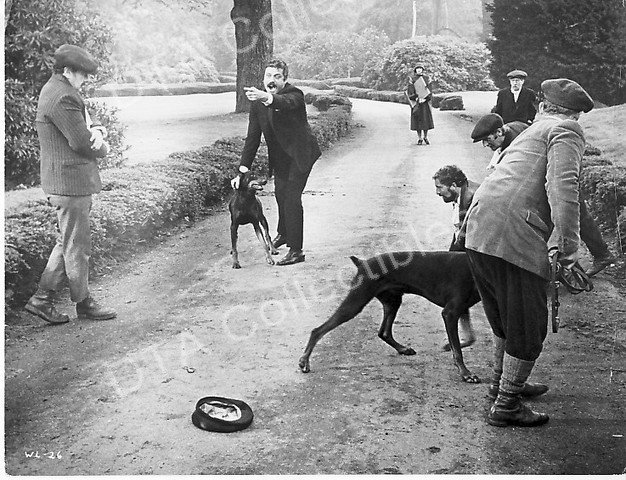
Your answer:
[406,64,434,145]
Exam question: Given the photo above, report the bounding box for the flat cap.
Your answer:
[507,69,527,79]
[541,78,594,113]
[471,113,504,142]
[54,44,98,74]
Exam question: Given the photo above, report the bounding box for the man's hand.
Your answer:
[231,174,241,190]
[244,86,270,103]
[89,128,105,150]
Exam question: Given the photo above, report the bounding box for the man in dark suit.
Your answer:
[25,45,116,324]
[232,58,321,266]
[491,70,537,124]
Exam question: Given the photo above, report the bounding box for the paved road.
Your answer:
[5,97,625,475]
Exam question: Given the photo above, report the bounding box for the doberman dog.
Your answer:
[229,172,278,269]
[298,251,482,383]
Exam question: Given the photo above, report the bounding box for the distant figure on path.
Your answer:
[406,64,434,145]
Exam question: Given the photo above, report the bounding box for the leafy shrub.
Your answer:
[488,0,626,105]
[4,0,127,189]
[580,165,626,231]
[4,100,352,311]
[281,27,391,80]
[362,36,494,93]
[4,79,39,188]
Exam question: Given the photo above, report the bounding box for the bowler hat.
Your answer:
[506,69,527,79]
[54,44,98,74]
[541,78,594,113]
[471,113,504,142]
[191,396,254,433]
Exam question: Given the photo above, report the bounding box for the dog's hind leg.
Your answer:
[376,290,416,355]
[259,215,279,256]
[441,306,480,383]
[230,223,241,269]
[253,222,275,265]
[299,280,374,373]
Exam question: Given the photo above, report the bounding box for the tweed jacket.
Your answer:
[240,83,321,176]
[492,86,537,124]
[465,114,585,279]
[36,74,107,196]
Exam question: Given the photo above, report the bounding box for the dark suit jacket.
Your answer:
[240,83,321,177]
[492,86,537,124]
[36,74,108,195]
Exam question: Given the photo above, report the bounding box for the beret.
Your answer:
[471,113,504,142]
[54,44,98,74]
[541,78,594,113]
[507,69,527,79]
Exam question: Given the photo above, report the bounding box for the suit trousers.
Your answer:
[273,168,309,251]
[39,195,92,303]
[466,249,548,361]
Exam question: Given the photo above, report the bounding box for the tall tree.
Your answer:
[488,0,626,105]
[231,0,273,113]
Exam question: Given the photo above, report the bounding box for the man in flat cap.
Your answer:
[491,69,537,124]
[25,44,117,325]
[464,78,595,428]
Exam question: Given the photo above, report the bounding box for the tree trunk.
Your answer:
[431,0,441,35]
[481,0,493,41]
[231,0,273,113]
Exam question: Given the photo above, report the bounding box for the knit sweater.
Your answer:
[36,74,107,195]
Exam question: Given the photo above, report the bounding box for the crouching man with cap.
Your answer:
[25,44,116,324]
[464,78,595,427]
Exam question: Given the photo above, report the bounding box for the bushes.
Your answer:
[281,27,391,80]
[362,36,494,93]
[4,102,353,310]
[580,164,626,231]
[4,0,126,189]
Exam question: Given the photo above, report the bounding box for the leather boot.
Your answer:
[76,296,117,320]
[25,289,70,324]
[487,353,549,427]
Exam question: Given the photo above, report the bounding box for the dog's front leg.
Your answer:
[231,223,241,269]
[260,216,279,256]
[442,308,480,383]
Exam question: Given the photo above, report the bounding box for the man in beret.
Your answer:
[25,44,116,325]
[471,112,616,276]
[464,78,595,427]
[491,69,537,124]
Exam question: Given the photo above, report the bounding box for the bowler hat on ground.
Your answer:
[54,44,98,74]
[471,113,504,142]
[191,396,254,433]
[506,69,527,79]
[541,78,594,113]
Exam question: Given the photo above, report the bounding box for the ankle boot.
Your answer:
[76,296,117,320]
[487,353,549,427]
[25,289,70,324]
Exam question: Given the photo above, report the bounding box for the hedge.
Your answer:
[5,101,353,311]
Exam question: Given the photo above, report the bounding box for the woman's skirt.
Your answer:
[410,101,434,131]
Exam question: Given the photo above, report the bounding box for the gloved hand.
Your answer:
[549,247,593,294]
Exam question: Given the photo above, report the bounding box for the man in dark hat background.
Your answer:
[464,78,596,428]
[491,69,537,124]
[471,112,616,276]
[25,44,117,325]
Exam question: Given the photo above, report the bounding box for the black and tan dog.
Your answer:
[299,251,482,383]
[229,172,278,269]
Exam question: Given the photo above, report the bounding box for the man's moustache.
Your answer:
[266,82,277,89]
